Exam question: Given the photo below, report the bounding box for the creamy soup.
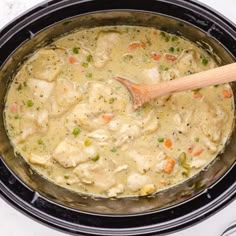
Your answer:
[4,26,234,198]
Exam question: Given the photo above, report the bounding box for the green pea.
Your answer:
[72,127,80,136]
[72,47,80,54]
[27,100,34,107]
[91,154,100,162]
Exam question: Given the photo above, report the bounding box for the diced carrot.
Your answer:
[164,139,172,148]
[140,41,146,49]
[69,56,77,64]
[188,145,194,154]
[102,113,114,123]
[164,157,175,174]
[128,41,146,51]
[193,148,204,156]
[150,52,162,61]
[223,89,232,98]
[10,102,19,113]
[165,54,177,61]
[193,92,203,99]
[128,42,140,51]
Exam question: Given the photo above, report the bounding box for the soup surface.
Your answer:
[4,26,234,197]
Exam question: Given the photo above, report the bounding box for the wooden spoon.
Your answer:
[114,62,236,110]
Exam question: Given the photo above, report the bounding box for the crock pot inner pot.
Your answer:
[0,10,236,216]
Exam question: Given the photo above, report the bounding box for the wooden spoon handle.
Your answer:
[146,62,236,99]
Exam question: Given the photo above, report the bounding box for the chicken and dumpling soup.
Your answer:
[4,26,234,198]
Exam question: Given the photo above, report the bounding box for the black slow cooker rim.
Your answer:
[1,0,236,235]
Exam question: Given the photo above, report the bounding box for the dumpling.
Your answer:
[53,138,96,168]
[26,49,63,82]
[55,78,82,107]
[15,109,48,143]
[87,81,127,114]
[94,31,120,68]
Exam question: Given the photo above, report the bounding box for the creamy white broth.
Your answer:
[4,26,234,197]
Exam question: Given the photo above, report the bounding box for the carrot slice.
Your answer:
[102,113,114,123]
[150,52,162,61]
[128,42,140,51]
[164,157,175,174]
[193,148,204,156]
[164,139,172,148]
[193,92,203,99]
[10,102,19,113]
[69,56,77,64]
[128,41,146,51]
[165,54,177,61]
[223,89,232,98]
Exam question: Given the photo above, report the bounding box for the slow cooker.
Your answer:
[0,0,236,235]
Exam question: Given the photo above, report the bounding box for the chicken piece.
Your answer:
[128,150,151,174]
[47,97,68,117]
[65,103,103,131]
[127,173,151,192]
[201,123,222,143]
[94,31,120,68]
[27,49,63,81]
[114,164,128,173]
[201,136,217,153]
[74,161,116,192]
[15,109,49,143]
[154,151,167,173]
[53,138,94,168]
[47,78,82,117]
[107,184,124,197]
[139,110,159,134]
[161,68,180,81]
[28,79,55,101]
[55,78,82,107]
[176,49,199,73]
[107,115,141,146]
[143,67,161,84]
[54,175,78,185]
[152,95,171,107]
[198,102,226,143]
[190,158,206,168]
[140,184,155,196]
[115,123,140,147]
[87,81,127,114]
[87,129,110,145]
[108,118,123,132]
[173,111,193,134]
[29,153,51,166]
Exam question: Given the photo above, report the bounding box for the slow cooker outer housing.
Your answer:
[0,0,236,235]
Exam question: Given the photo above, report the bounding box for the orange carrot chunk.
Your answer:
[164,139,172,148]
[165,54,177,61]
[69,56,77,64]
[223,89,232,98]
[102,113,114,123]
[128,42,141,51]
[164,157,175,174]
[193,92,203,99]
[193,148,204,156]
[150,52,162,61]
[10,102,19,113]
[128,41,146,51]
